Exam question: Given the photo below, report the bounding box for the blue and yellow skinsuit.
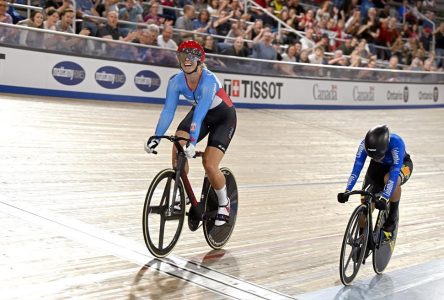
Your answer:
[346,133,409,199]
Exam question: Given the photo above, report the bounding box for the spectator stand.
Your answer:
[3,0,444,72]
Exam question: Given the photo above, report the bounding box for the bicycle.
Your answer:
[338,188,399,285]
[142,135,238,258]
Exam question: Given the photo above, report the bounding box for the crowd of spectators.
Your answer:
[0,0,443,73]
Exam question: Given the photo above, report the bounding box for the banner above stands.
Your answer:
[0,43,442,108]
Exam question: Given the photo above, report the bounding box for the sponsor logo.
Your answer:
[95,66,126,89]
[401,165,411,178]
[134,70,161,92]
[228,126,234,139]
[228,79,240,97]
[357,142,365,157]
[223,79,283,100]
[190,122,196,132]
[353,86,375,101]
[52,61,85,86]
[386,86,409,102]
[313,84,337,101]
[403,86,409,102]
[392,148,400,164]
[346,174,356,187]
[418,91,434,101]
[385,180,394,196]
[418,87,439,102]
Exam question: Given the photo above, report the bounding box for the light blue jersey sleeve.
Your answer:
[382,135,406,199]
[154,75,180,136]
[345,140,367,191]
[189,79,217,145]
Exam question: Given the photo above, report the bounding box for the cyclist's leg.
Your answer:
[360,161,387,229]
[203,146,229,226]
[381,171,400,232]
[383,155,413,232]
[203,147,225,190]
[203,108,236,225]
[174,108,209,172]
[203,106,236,194]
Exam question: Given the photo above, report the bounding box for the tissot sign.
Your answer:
[223,79,283,100]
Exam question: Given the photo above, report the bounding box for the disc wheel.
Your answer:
[203,167,238,249]
[373,209,398,274]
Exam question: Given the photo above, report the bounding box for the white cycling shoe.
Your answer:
[215,198,230,226]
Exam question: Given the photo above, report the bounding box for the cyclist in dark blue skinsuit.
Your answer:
[145,40,236,226]
[338,125,413,235]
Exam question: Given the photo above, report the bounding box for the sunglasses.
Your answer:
[177,52,200,63]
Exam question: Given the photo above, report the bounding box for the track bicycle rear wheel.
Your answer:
[203,167,238,249]
[142,169,186,258]
[372,208,398,274]
[339,204,370,285]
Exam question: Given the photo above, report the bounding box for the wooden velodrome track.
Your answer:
[1,93,443,299]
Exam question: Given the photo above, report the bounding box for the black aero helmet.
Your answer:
[364,125,390,160]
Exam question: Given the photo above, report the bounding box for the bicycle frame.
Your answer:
[153,135,208,217]
[143,135,238,257]
[175,152,198,205]
[339,188,396,284]
[344,189,389,254]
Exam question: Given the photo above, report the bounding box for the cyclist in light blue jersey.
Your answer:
[145,40,237,226]
[338,125,413,234]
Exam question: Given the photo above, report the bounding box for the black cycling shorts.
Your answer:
[362,154,413,192]
[177,103,237,153]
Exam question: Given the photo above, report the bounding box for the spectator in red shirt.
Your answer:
[143,2,162,25]
[254,0,267,8]
[298,9,316,30]
[376,18,393,60]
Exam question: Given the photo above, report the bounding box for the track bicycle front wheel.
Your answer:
[339,204,370,285]
[142,169,186,258]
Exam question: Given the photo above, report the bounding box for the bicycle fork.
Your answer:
[168,154,190,215]
[362,204,375,264]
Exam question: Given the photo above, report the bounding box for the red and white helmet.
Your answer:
[177,40,205,63]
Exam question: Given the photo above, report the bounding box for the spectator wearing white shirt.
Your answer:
[44,9,59,31]
[157,24,178,50]
[300,28,315,50]
[308,46,325,64]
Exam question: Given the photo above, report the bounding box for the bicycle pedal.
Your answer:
[364,247,371,258]
[188,219,201,232]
